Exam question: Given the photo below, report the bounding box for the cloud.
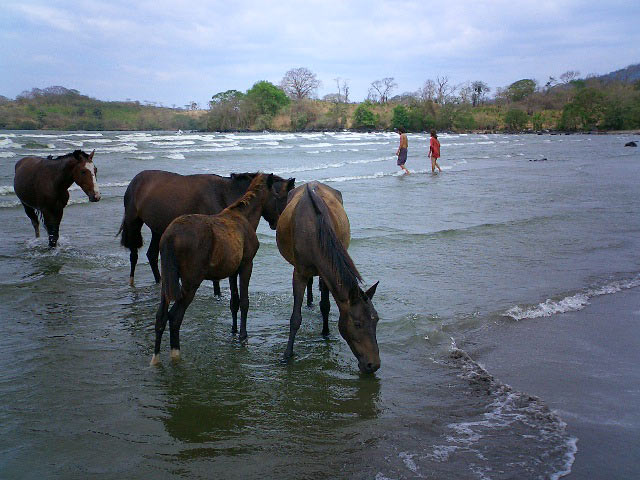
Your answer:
[2,0,639,105]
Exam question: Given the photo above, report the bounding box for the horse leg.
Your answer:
[22,203,40,238]
[284,269,307,360]
[213,280,221,297]
[229,274,239,334]
[306,277,314,307]
[238,261,253,341]
[42,209,61,248]
[319,277,331,336]
[147,232,161,284]
[151,294,169,365]
[168,287,196,361]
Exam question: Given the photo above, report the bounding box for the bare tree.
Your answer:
[471,81,490,106]
[333,77,350,103]
[458,82,473,104]
[280,67,321,100]
[559,70,580,84]
[419,79,436,102]
[435,76,454,104]
[369,77,397,103]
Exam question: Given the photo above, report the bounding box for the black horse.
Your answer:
[276,181,380,374]
[14,150,101,247]
[118,170,294,288]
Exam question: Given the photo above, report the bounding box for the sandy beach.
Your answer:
[470,287,640,479]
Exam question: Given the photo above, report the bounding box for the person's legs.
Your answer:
[435,157,442,172]
[431,157,436,172]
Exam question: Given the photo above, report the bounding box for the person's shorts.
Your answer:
[397,148,407,165]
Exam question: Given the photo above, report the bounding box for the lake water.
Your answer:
[0,130,639,479]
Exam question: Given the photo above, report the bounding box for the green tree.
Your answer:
[391,105,410,130]
[246,81,290,117]
[504,108,529,130]
[507,79,537,102]
[352,101,377,129]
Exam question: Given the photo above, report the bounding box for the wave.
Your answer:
[0,151,16,158]
[322,171,386,183]
[164,153,185,160]
[0,185,15,195]
[299,143,334,148]
[439,347,577,479]
[504,275,640,320]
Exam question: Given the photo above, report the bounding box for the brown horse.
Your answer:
[118,170,294,289]
[276,181,380,374]
[151,173,281,365]
[14,150,101,247]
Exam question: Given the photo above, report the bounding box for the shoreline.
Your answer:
[468,287,640,479]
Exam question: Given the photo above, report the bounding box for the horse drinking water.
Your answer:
[14,150,101,247]
[151,173,282,365]
[276,181,380,374]
[119,170,294,288]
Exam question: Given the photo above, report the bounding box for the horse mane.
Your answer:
[226,173,268,210]
[47,150,88,162]
[306,184,362,293]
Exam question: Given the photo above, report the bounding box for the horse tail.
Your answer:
[306,184,362,291]
[117,186,143,251]
[160,235,182,303]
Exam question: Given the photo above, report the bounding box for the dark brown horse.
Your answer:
[118,170,294,289]
[151,173,282,365]
[14,150,101,247]
[276,181,380,374]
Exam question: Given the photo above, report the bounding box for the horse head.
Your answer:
[338,282,381,374]
[262,175,295,230]
[70,150,101,202]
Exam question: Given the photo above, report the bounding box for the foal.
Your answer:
[151,173,278,365]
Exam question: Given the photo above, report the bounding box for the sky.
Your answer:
[1,0,639,108]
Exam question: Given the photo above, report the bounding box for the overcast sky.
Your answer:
[1,0,639,107]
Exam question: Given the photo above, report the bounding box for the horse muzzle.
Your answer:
[89,193,101,202]
[358,358,381,374]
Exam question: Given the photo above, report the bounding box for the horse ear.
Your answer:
[365,281,379,300]
[287,178,296,191]
[89,149,95,160]
[267,173,274,189]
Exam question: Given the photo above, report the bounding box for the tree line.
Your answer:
[2,64,639,132]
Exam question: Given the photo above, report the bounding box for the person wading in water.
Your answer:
[428,129,442,173]
[396,127,410,175]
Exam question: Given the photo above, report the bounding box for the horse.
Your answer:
[276,181,380,374]
[118,170,295,289]
[151,173,282,365]
[14,150,101,247]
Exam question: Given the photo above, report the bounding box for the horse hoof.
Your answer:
[129,277,134,287]
[150,354,160,366]
[170,349,181,361]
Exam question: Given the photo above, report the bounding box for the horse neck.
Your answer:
[226,188,265,230]
[49,156,76,190]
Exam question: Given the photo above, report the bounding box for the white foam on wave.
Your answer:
[437,348,578,479]
[0,185,15,195]
[99,144,138,153]
[150,140,195,146]
[0,138,16,148]
[322,171,386,183]
[299,142,334,148]
[504,276,640,320]
[0,151,16,158]
[132,155,155,160]
[165,153,185,160]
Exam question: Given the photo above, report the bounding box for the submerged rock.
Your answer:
[624,141,637,147]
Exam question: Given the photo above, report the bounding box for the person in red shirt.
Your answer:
[428,129,442,173]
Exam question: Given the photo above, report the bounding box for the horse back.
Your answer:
[276,182,350,269]
[14,156,52,208]
[127,170,228,233]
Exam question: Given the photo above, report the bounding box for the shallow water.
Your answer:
[1,130,639,479]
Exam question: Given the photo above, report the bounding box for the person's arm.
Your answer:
[428,138,433,157]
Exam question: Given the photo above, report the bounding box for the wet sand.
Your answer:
[470,287,640,479]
